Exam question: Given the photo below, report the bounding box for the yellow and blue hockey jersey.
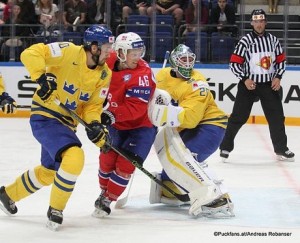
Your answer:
[156,67,228,130]
[21,42,112,130]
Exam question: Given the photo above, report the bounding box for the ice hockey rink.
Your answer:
[0,118,299,243]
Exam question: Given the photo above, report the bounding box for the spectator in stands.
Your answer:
[63,0,87,32]
[0,3,31,37]
[0,3,30,61]
[183,0,209,36]
[122,0,152,23]
[210,0,236,36]
[16,0,37,24]
[268,0,279,13]
[0,0,5,14]
[87,0,117,26]
[147,0,183,26]
[35,0,60,31]
[2,0,14,23]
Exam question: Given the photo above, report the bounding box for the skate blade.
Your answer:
[0,203,14,216]
[92,208,109,218]
[276,155,295,162]
[200,204,235,218]
[200,210,235,218]
[46,220,60,231]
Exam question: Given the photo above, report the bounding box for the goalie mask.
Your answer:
[113,32,145,62]
[169,44,196,79]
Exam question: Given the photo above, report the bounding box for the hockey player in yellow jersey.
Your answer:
[148,44,234,217]
[0,72,17,114]
[0,25,114,230]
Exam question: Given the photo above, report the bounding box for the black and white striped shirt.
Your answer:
[230,31,286,83]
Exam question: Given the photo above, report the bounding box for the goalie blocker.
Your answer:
[149,126,234,217]
[147,88,184,127]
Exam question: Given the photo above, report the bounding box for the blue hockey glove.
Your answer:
[36,73,57,103]
[0,92,17,114]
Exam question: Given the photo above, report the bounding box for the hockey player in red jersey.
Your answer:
[92,32,157,217]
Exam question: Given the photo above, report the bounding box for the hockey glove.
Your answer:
[0,92,17,114]
[101,110,116,125]
[149,103,183,127]
[86,121,110,148]
[36,73,57,103]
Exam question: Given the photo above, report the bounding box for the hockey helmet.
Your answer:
[251,9,267,21]
[84,25,114,49]
[169,44,196,79]
[113,32,145,61]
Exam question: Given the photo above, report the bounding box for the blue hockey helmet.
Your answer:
[83,25,115,49]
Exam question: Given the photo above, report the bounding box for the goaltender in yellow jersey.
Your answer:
[148,44,234,218]
[156,67,227,131]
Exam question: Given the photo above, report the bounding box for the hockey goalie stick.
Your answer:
[54,99,190,202]
[162,51,170,69]
[114,50,171,208]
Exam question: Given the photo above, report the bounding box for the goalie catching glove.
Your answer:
[36,73,57,103]
[86,121,110,149]
[0,92,17,114]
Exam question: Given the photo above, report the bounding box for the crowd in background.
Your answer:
[0,0,294,63]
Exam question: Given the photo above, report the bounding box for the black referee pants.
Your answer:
[220,81,288,154]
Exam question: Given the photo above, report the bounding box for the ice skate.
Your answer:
[0,186,18,215]
[200,194,235,218]
[276,150,295,162]
[92,191,112,218]
[46,206,63,231]
[220,150,230,162]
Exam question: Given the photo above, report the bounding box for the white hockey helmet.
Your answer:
[169,44,196,79]
[113,32,145,62]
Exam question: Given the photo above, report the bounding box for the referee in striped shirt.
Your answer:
[219,9,295,162]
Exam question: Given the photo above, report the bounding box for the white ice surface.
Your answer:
[0,118,299,243]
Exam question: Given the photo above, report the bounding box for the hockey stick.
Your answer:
[17,105,31,109]
[54,99,190,202]
[114,50,171,208]
[114,172,135,208]
[162,51,170,69]
[0,104,31,109]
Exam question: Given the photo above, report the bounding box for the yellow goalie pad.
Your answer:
[154,127,227,215]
